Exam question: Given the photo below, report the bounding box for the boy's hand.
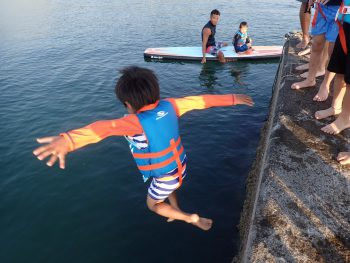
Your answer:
[33,136,70,169]
[234,94,254,107]
[201,57,206,64]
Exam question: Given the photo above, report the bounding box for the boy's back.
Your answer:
[33,66,254,231]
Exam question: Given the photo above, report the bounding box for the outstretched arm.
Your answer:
[202,28,211,64]
[166,94,254,117]
[33,114,143,169]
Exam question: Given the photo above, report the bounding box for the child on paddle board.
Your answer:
[233,21,253,54]
[33,66,254,231]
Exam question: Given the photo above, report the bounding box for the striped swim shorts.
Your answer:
[148,162,187,201]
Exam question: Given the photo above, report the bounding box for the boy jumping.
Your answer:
[33,66,254,231]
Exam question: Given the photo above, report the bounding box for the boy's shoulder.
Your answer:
[233,31,241,38]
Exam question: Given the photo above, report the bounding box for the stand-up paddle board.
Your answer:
[144,46,282,61]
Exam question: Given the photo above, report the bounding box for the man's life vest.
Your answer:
[126,100,186,183]
[202,21,216,48]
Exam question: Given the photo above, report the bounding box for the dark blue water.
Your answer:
[0,1,299,262]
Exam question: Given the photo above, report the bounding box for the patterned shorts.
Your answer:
[148,164,187,201]
[206,42,224,56]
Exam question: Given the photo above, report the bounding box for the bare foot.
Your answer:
[337,152,350,165]
[296,40,309,49]
[188,214,213,231]
[300,70,325,78]
[296,63,309,71]
[313,83,330,102]
[297,47,311,56]
[315,107,341,120]
[291,79,316,90]
[321,115,350,134]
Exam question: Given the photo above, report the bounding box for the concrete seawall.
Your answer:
[236,34,350,263]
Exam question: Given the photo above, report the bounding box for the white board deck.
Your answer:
[144,46,283,61]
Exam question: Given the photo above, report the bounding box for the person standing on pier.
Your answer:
[291,0,341,102]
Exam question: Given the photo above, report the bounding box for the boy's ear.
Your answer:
[125,101,132,109]
[125,101,135,113]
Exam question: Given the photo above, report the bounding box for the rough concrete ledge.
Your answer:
[236,33,350,263]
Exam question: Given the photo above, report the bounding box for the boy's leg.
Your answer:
[168,191,180,210]
[300,41,329,78]
[291,34,326,89]
[313,66,335,102]
[315,74,345,119]
[296,1,311,49]
[321,82,350,134]
[313,5,339,100]
[166,191,180,222]
[146,195,213,231]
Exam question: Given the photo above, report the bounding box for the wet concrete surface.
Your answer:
[236,33,350,263]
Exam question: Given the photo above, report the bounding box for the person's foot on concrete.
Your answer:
[296,63,309,71]
[297,47,311,56]
[300,70,325,78]
[313,82,330,101]
[296,39,309,49]
[291,79,316,90]
[337,152,350,165]
[315,106,341,120]
[321,115,350,134]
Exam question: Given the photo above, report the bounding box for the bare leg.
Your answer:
[313,70,335,102]
[147,195,213,231]
[292,35,325,90]
[296,2,311,49]
[315,74,345,119]
[313,42,335,101]
[321,81,350,134]
[300,41,329,78]
[167,191,180,222]
[218,51,225,63]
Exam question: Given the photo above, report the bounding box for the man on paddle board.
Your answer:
[201,9,228,63]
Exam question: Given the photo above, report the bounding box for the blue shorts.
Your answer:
[311,5,339,43]
[234,44,249,53]
[148,163,187,201]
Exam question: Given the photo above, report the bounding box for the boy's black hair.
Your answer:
[115,66,160,111]
[210,9,220,16]
[240,21,248,28]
